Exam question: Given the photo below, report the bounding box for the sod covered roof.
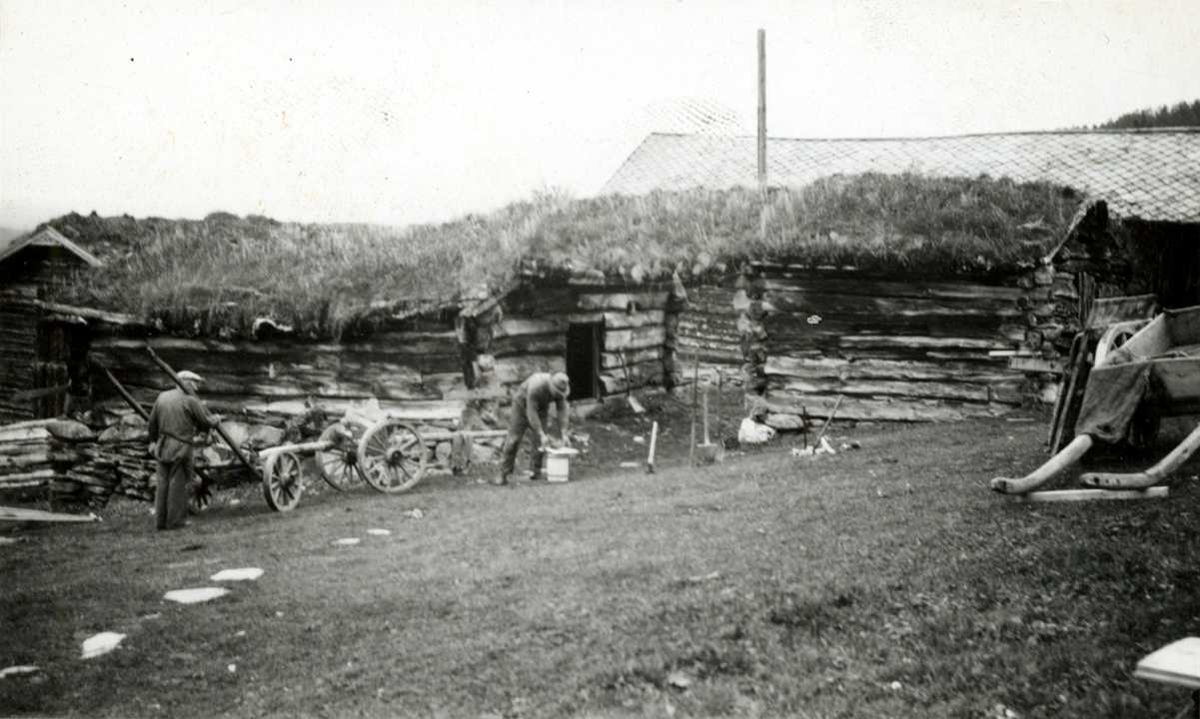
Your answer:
[601,129,1200,224]
[17,173,1082,339]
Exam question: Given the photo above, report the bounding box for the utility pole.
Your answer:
[757,28,768,241]
[757,28,767,190]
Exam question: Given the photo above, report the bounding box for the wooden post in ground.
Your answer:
[646,421,658,474]
[689,353,699,466]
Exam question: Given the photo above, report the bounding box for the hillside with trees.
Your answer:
[1094,99,1200,129]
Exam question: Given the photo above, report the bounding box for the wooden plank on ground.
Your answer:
[0,505,99,522]
[1018,487,1168,502]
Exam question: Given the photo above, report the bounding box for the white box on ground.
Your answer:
[544,447,579,483]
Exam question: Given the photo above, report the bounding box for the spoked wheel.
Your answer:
[317,423,360,491]
[356,420,428,494]
[262,451,305,512]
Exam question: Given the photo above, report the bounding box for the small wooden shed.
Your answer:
[0,227,103,423]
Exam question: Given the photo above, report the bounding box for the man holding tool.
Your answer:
[495,371,571,486]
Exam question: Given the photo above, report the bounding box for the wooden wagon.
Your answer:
[100,345,505,513]
[256,414,504,512]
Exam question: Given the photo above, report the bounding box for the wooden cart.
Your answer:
[257,417,506,512]
[132,344,504,513]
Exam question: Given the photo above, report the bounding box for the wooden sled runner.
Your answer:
[993,299,1200,496]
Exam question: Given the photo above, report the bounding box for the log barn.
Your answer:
[0,211,692,503]
[601,128,1200,426]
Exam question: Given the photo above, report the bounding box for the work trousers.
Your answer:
[155,457,193,530]
[500,408,548,479]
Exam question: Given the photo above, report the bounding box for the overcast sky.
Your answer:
[2,0,1199,230]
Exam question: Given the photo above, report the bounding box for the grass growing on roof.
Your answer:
[49,173,1081,338]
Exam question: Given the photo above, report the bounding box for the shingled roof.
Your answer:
[600,129,1200,224]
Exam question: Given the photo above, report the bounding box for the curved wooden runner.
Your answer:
[990,434,1094,494]
[1081,421,1200,489]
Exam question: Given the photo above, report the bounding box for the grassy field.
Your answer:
[2,402,1198,718]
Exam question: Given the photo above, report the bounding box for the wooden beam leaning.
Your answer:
[92,357,220,504]
[144,345,260,480]
[91,359,152,420]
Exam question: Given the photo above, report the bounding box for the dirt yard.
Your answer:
[2,392,1199,718]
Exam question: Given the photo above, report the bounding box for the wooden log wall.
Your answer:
[675,282,744,386]
[485,279,682,400]
[0,298,38,424]
[749,263,1051,426]
[90,333,468,429]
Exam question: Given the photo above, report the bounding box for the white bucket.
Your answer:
[544,447,579,483]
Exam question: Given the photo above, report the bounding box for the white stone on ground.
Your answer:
[366,528,391,536]
[163,587,230,604]
[210,567,264,582]
[333,538,361,546]
[81,632,126,659]
[0,665,40,679]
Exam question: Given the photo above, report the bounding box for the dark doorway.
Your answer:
[565,322,603,400]
[34,319,90,418]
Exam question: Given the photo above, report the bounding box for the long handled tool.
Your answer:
[144,345,260,481]
[646,421,658,474]
[697,384,720,463]
[812,394,844,451]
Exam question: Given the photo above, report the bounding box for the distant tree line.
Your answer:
[1093,99,1200,129]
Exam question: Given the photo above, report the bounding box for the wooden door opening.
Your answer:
[34,319,91,418]
[565,322,603,400]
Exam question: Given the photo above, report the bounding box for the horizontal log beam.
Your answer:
[606,326,666,352]
[765,376,1023,404]
[755,394,1007,423]
[838,335,1011,351]
[576,292,670,312]
[601,347,661,369]
[757,273,1029,301]
[764,356,1019,384]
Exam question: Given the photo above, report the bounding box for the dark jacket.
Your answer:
[147,388,219,462]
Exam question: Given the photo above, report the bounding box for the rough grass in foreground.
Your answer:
[0,412,1196,718]
[48,173,1081,338]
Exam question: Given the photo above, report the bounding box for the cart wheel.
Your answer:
[356,420,427,494]
[317,423,359,491]
[262,451,304,512]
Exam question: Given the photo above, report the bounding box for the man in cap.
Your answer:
[147,370,222,530]
[495,371,571,486]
